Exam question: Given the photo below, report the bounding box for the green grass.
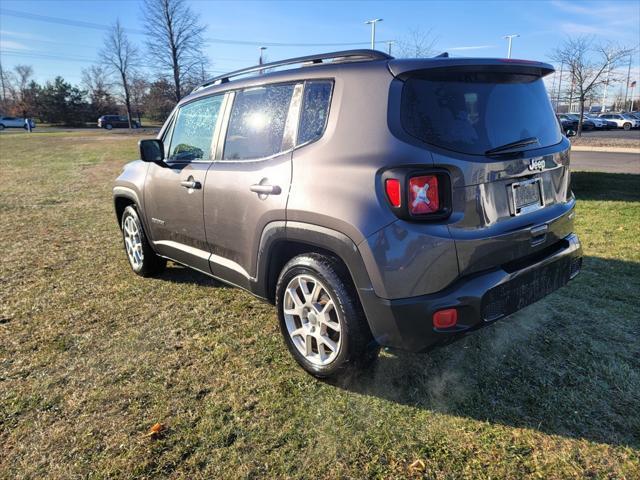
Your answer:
[1,130,639,479]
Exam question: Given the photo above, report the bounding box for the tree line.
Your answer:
[0,0,206,126]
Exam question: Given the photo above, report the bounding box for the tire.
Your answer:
[0,124,5,131]
[106,124,113,130]
[132,123,138,129]
[623,122,631,131]
[275,253,379,378]
[121,205,166,277]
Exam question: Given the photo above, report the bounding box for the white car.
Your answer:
[0,115,27,130]
[598,113,639,130]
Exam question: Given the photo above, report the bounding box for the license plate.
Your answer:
[510,178,543,215]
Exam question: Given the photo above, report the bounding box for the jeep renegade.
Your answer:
[113,50,582,377]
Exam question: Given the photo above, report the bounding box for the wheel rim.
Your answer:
[283,274,342,366]
[123,215,144,269]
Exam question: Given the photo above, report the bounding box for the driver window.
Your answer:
[168,95,223,162]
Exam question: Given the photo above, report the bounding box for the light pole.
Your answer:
[503,34,519,59]
[386,41,395,56]
[365,18,383,50]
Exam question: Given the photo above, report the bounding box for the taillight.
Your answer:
[408,175,439,215]
[433,308,457,329]
[385,179,401,208]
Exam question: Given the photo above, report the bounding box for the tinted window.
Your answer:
[298,81,332,145]
[401,72,562,155]
[169,95,223,162]
[223,84,294,160]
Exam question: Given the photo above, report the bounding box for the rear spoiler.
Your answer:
[388,58,555,80]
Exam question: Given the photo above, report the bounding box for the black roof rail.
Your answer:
[192,49,393,93]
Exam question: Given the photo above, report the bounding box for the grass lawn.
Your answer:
[1,130,639,479]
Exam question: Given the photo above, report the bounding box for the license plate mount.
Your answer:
[510,177,544,216]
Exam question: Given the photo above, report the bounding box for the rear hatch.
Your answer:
[391,58,575,276]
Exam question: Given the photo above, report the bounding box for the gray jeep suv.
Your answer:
[113,50,582,377]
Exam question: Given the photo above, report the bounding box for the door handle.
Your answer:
[249,184,281,195]
[180,179,201,189]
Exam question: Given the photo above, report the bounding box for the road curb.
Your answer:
[571,146,640,154]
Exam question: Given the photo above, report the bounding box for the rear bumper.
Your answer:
[359,233,582,352]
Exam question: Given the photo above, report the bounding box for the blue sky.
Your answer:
[1,0,639,86]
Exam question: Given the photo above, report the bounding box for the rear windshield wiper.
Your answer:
[485,137,539,156]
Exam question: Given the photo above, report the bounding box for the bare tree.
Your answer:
[552,36,633,136]
[397,27,438,58]
[142,0,207,101]
[81,65,113,97]
[100,20,139,128]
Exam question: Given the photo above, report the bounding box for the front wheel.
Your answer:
[105,124,113,130]
[623,122,631,131]
[121,206,166,276]
[276,253,379,378]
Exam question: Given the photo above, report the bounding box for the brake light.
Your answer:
[385,178,401,208]
[409,175,439,214]
[433,308,457,329]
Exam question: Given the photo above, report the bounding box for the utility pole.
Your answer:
[0,60,6,102]
[623,54,632,110]
[503,34,519,59]
[555,61,564,112]
[386,41,395,56]
[259,46,267,74]
[365,18,383,50]
[630,81,637,111]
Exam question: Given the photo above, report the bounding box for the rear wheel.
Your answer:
[276,253,379,378]
[623,122,631,131]
[121,206,166,276]
[106,124,113,130]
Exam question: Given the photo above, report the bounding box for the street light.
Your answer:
[503,34,519,59]
[365,18,383,50]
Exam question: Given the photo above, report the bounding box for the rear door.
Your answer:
[203,83,300,287]
[144,93,225,272]
[399,67,574,275]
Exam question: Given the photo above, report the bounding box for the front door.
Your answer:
[204,83,301,287]
[144,93,225,272]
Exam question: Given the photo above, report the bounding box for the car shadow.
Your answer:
[572,171,640,202]
[157,262,230,288]
[327,256,640,449]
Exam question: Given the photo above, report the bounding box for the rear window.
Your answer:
[401,71,562,155]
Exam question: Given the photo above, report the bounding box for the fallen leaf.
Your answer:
[409,459,426,473]
[143,422,165,438]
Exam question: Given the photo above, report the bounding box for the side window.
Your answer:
[297,81,333,145]
[169,95,223,162]
[223,84,294,160]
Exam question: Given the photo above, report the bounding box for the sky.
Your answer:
[1,0,639,92]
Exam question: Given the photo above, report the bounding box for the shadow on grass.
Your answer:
[157,263,230,288]
[330,256,640,449]
[572,171,640,202]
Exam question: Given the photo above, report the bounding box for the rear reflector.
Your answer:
[409,175,439,214]
[385,178,401,208]
[433,308,457,329]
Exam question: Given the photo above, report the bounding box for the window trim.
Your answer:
[218,81,302,163]
[295,79,335,149]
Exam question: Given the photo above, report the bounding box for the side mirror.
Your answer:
[139,139,164,162]
[566,129,577,138]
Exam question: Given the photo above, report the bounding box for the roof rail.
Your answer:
[434,52,449,58]
[192,49,393,93]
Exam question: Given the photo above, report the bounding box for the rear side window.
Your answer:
[223,84,294,160]
[169,95,223,162]
[401,71,562,155]
[297,81,332,145]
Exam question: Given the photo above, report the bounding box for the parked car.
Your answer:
[557,113,595,131]
[583,113,613,130]
[0,115,32,130]
[98,115,139,130]
[114,50,582,377]
[598,113,639,130]
[556,114,578,133]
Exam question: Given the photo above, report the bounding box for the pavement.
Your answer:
[571,151,640,174]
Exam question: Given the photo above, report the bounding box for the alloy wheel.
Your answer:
[283,274,342,366]
[123,215,144,269]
